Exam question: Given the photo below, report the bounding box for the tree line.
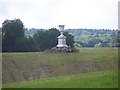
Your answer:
[2,19,74,52]
[66,29,119,47]
[2,19,119,52]
[25,28,119,47]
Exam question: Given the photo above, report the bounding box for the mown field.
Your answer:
[2,48,118,88]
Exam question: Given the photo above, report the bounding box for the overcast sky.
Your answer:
[0,0,119,29]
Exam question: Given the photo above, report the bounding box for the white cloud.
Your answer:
[0,0,119,29]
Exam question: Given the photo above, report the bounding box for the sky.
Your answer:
[0,0,119,29]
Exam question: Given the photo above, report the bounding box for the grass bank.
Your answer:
[3,70,118,88]
[2,48,118,88]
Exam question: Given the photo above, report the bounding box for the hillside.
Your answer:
[3,70,118,88]
[66,29,118,47]
[2,48,118,88]
[25,28,119,47]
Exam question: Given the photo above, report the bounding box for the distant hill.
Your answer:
[66,29,118,47]
[25,28,119,47]
[25,28,46,36]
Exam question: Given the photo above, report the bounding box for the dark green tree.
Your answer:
[33,28,75,51]
[13,36,38,52]
[117,31,120,47]
[64,32,75,48]
[2,19,24,52]
[33,28,60,51]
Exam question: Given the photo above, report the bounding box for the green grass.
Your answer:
[2,48,118,88]
[2,48,118,62]
[3,70,118,88]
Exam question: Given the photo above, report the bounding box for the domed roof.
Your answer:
[57,33,66,39]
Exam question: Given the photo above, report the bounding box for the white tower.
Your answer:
[57,25,68,47]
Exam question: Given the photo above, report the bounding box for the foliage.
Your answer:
[25,28,118,47]
[33,28,60,51]
[94,42,102,47]
[2,18,118,52]
[64,32,75,47]
[117,31,120,47]
[33,28,75,51]
[13,36,38,52]
[2,19,24,52]
[66,29,118,47]
[25,28,45,36]
[2,19,75,52]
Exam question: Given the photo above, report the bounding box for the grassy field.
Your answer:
[2,48,118,88]
[3,70,118,88]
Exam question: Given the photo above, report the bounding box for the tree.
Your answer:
[87,39,102,47]
[94,42,102,47]
[33,28,75,51]
[64,32,75,48]
[13,36,38,52]
[2,19,24,52]
[33,28,60,51]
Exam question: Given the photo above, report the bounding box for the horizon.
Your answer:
[25,27,118,30]
[0,25,118,30]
